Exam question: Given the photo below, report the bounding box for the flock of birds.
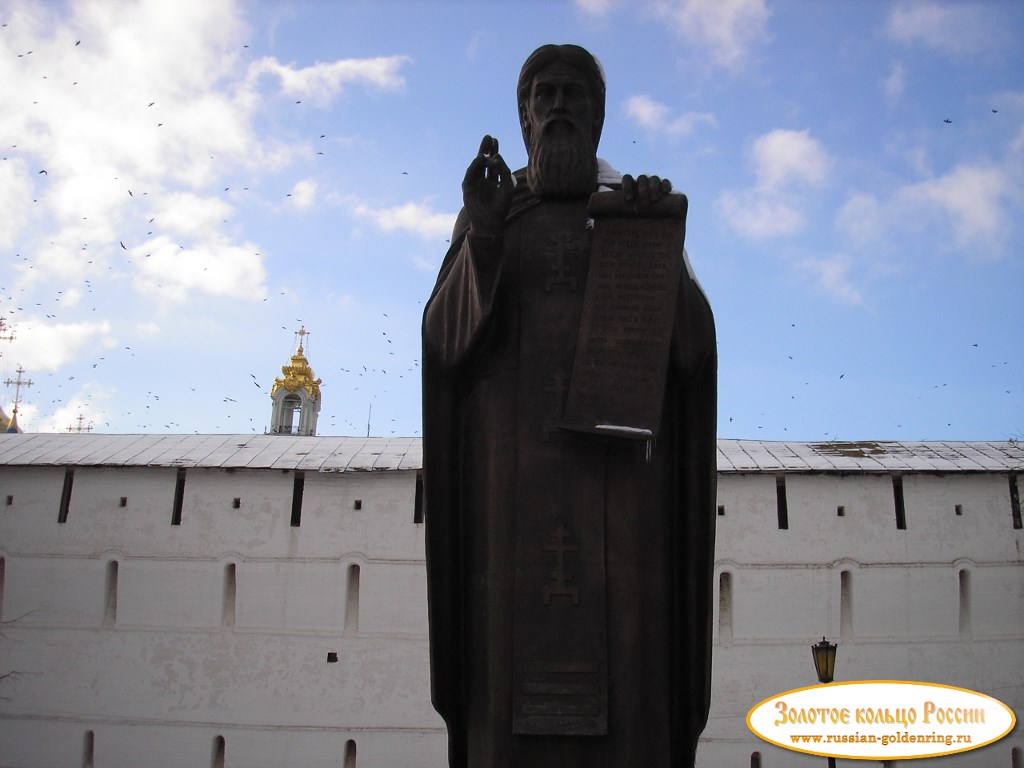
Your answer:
[1,20,1017,441]
[0,274,424,434]
[1,29,430,436]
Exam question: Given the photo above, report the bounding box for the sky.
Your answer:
[1,0,1022,442]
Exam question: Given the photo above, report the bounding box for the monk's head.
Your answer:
[518,44,605,199]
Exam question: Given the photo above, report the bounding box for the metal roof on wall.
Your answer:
[0,433,422,472]
[715,439,1022,473]
[0,434,1021,474]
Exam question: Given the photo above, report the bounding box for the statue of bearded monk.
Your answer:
[423,43,717,768]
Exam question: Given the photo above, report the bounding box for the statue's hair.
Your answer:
[517,44,606,150]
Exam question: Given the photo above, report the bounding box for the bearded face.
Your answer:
[526,120,598,200]
[523,63,600,200]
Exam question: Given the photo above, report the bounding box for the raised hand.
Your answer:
[462,135,514,236]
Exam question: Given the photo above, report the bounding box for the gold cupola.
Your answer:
[270,328,322,436]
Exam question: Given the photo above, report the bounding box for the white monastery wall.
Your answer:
[1,444,1021,768]
[710,470,1022,768]
[0,463,446,768]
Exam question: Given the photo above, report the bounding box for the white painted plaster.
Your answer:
[0,441,1021,768]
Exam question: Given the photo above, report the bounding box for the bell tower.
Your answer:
[270,327,322,436]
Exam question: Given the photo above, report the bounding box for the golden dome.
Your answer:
[271,342,322,401]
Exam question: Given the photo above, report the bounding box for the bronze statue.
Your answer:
[422,44,717,767]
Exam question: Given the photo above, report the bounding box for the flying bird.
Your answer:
[943,119,952,124]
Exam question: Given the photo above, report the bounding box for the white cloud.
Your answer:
[0,0,254,193]
[575,0,771,69]
[0,158,34,248]
[623,95,715,138]
[0,0,423,432]
[0,0,274,304]
[885,1,1001,56]
[836,192,885,245]
[351,201,457,241]
[717,129,830,238]
[716,191,804,239]
[0,0,413,312]
[154,192,234,240]
[654,0,771,70]
[466,33,484,61]
[837,162,1017,259]
[751,129,829,190]
[883,61,906,104]
[30,236,111,285]
[898,164,1011,253]
[4,318,115,371]
[901,146,933,178]
[159,95,259,187]
[60,287,83,309]
[289,179,317,210]
[131,236,268,301]
[575,0,621,14]
[31,385,109,434]
[246,55,411,106]
[798,254,863,306]
[625,94,670,126]
[46,175,125,237]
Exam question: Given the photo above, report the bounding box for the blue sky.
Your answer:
[1,0,1021,441]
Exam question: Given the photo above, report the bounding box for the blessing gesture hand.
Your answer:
[463,135,514,236]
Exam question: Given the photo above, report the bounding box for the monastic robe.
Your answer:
[422,167,717,768]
